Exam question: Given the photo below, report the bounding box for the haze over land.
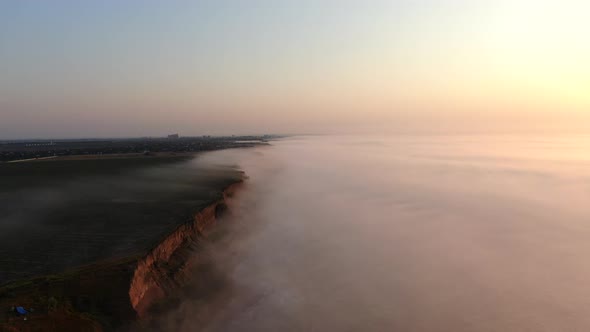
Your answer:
[1,1,590,138]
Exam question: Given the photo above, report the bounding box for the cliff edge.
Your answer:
[0,179,243,332]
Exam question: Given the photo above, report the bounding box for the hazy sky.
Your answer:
[1,1,589,138]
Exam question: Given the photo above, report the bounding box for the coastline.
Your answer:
[130,180,243,318]
[0,177,245,331]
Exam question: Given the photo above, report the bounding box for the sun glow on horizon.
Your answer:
[483,1,590,111]
[0,0,589,138]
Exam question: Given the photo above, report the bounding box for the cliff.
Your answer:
[129,180,242,317]
[0,179,243,331]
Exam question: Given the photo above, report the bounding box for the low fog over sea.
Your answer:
[153,135,590,332]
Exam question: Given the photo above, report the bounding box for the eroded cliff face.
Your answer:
[129,181,243,318]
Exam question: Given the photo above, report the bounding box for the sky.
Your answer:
[1,0,589,138]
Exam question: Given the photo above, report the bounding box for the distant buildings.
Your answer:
[0,136,268,162]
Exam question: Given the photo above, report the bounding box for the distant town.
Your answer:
[0,134,276,162]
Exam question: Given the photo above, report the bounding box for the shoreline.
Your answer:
[0,177,245,331]
[130,179,243,318]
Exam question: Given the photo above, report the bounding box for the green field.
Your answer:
[0,155,243,284]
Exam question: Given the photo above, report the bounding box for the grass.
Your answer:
[0,153,245,331]
[0,155,243,285]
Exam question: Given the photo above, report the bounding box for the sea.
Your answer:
[155,134,590,332]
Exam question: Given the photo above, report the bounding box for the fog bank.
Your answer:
[152,135,590,331]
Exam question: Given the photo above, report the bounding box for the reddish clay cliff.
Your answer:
[129,181,242,317]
